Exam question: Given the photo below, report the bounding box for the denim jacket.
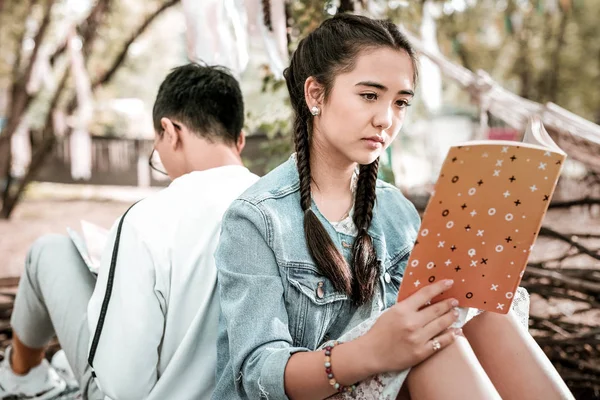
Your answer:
[213,156,420,399]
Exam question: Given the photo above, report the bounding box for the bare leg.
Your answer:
[462,311,574,400]
[406,336,501,400]
[10,334,45,375]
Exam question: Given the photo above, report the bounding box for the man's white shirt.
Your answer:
[87,165,259,400]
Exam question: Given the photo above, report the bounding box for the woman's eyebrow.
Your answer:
[355,81,414,96]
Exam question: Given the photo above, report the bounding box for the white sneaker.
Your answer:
[0,346,67,400]
[50,351,78,389]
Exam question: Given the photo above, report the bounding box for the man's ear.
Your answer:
[160,117,180,150]
[236,131,246,154]
[304,76,324,111]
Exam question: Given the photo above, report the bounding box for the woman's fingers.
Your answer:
[405,279,454,310]
[421,308,460,340]
[417,297,458,327]
[422,328,460,359]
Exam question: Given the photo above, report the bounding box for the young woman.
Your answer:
[213,13,573,400]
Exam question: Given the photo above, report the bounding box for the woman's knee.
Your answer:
[407,336,500,399]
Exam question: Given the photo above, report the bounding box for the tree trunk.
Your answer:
[0,141,11,206]
[0,65,69,218]
[516,30,532,99]
[546,8,569,103]
[0,136,55,219]
[0,0,54,213]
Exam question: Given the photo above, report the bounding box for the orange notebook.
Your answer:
[397,118,566,313]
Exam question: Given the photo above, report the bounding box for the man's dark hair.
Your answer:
[152,63,244,145]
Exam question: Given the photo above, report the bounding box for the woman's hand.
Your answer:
[359,279,460,374]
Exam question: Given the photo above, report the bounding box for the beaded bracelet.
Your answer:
[323,341,357,394]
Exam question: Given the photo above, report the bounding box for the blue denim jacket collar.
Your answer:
[310,197,388,268]
[286,155,385,242]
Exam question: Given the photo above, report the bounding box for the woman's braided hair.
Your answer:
[283,13,418,305]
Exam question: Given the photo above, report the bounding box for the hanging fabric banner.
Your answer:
[182,0,288,78]
[420,1,442,113]
[10,119,31,179]
[182,0,249,76]
[26,46,54,95]
[67,29,93,180]
[252,0,288,79]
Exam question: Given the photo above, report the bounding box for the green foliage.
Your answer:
[420,0,600,121]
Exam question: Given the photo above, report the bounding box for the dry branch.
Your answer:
[525,265,600,294]
[539,226,600,261]
[549,197,600,209]
[49,0,113,64]
[91,0,179,88]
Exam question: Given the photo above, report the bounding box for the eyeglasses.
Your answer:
[149,148,168,176]
[148,120,182,177]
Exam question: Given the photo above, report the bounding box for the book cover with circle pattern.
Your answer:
[397,143,566,313]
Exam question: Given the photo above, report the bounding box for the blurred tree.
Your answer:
[413,0,600,121]
[0,0,179,219]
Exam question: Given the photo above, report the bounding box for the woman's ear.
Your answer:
[304,76,324,111]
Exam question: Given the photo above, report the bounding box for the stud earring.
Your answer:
[310,106,320,116]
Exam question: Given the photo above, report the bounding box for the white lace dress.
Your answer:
[325,214,531,399]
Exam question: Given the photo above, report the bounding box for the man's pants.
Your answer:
[10,234,103,400]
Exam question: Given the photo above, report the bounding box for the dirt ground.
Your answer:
[0,183,157,278]
[0,199,130,278]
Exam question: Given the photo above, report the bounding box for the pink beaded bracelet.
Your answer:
[323,341,357,394]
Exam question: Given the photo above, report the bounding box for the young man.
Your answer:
[0,64,259,400]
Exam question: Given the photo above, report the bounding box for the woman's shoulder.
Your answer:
[375,179,417,210]
[221,157,304,243]
[224,157,303,228]
[375,179,421,228]
[375,178,402,194]
[236,156,300,205]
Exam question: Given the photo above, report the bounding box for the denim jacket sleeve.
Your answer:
[215,198,309,399]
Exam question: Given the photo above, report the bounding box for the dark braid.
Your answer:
[294,117,312,211]
[283,13,418,305]
[293,86,353,296]
[351,159,380,304]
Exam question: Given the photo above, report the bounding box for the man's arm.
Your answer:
[87,220,165,400]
